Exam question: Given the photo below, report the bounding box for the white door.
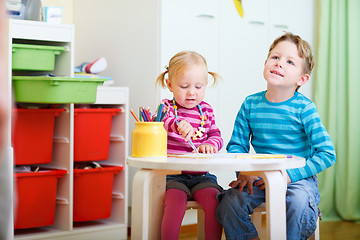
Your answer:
[159,0,220,115]
[218,0,269,147]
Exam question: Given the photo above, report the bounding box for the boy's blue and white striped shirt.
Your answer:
[227,91,336,182]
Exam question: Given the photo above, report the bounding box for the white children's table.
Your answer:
[127,153,305,240]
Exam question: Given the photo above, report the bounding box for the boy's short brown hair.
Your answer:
[267,32,315,76]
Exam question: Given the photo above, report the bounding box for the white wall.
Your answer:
[73,2,161,219]
[74,0,160,113]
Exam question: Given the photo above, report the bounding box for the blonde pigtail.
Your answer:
[208,71,222,87]
[155,71,168,88]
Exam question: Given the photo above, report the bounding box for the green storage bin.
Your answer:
[12,76,106,103]
[12,44,67,71]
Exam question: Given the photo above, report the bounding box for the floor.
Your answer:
[127,220,360,239]
[177,220,360,240]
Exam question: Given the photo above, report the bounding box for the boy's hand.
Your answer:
[286,172,292,184]
[198,144,217,154]
[177,120,194,140]
[229,173,260,195]
[253,178,265,190]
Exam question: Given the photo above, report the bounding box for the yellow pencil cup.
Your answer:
[131,122,167,157]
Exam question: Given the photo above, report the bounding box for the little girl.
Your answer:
[156,51,223,240]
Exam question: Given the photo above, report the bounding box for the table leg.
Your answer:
[243,170,287,240]
[131,169,180,240]
[261,171,287,240]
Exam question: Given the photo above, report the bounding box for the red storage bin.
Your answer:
[14,169,67,229]
[73,165,123,222]
[74,108,121,162]
[12,108,65,165]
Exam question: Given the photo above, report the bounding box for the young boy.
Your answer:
[216,32,336,240]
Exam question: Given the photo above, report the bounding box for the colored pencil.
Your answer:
[133,104,168,122]
[157,102,164,122]
[140,108,148,122]
[235,154,293,159]
[144,107,152,121]
[187,138,199,153]
[159,107,169,122]
[139,107,143,121]
[175,120,199,153]
[130,109,140,122]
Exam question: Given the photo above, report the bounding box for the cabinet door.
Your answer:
[160,0,219,114]
[269,0,315,44]
[218,0,269,145]
[269,0,315,99]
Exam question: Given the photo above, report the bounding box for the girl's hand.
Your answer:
[229,173,260,195]
[198,144,217,154]
[177,120,194,140]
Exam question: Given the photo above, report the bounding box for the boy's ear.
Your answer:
[297,74,310,87]
[166,78,173,92]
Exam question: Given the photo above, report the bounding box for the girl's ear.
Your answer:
[166,78,173,92]
[297,74,310,87]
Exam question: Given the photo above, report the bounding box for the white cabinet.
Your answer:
[217,0,315,146]
[269,0,315,44]
[159,0,220,114]
[6,19,128,240]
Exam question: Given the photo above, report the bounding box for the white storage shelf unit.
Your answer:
[7,19,128,239]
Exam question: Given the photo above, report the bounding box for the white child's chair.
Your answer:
[186,200,205,240]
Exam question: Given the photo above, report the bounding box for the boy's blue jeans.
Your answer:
[216,176,320,240]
